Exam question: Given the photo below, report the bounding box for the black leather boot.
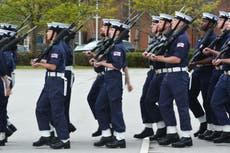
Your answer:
[5,127,14,137]
[94,136,114,147]
[0,140,5,146]
[50,140,70,149]
[32,136,51,147]
[171,137,193,148]
[8,124,17,133]
[204,131,222,141]
[68,123,76,133]
[194,122,207,137]
[198,130,213,139]
[150,127,166,141]
[92,128,102,137]
[213,132,230,143]
[134,128,154,139]
[157,133,180,145]
[106,138,126,148]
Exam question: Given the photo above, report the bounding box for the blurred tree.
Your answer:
[0,0,115,52]
[130,0,220,49]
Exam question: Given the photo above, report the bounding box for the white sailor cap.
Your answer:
[47,22,70,30]
[159,13,174,21]
[219,11,228,19]
[228,12,230,19]
[175,11,193,23]
[110,20,129,30]
[202,12,218,22]
[0,23,17,31]
[102,19,120,26]
[151,16,160,23]
[0,29,16,37]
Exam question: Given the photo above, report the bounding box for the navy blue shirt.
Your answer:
[215,31,230,51]
[0,51,8,76]
[3,50,16,75]
[221,37,230,71]
[194,31,216,61]
[107,42,126,70]
[46,42,66,73]
[165,33,190,68]
[61,40,73,66]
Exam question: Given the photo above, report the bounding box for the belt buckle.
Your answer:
[167,68,172,72]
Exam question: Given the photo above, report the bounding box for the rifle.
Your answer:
[0,15,31,49]
[214,40,230,60]
[147,17,184,54]
[1,26,37,51]
[35,22,76,63]
[15,14,32,32]
[190,24,217,63]
[154,17,197,56]
[63,17,91,42]
[207,30,229,49]
[90,12,140,54]
[97,13,144,61]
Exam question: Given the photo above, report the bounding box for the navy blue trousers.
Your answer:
[211,74,230,126]
[140,69,155,123]
[206,70,223,124]
[36,77,69,140]
[87,75,104,119]
[145,73,164,123]
[64,70,74,123]
[189,68,213,118]
[0,78,8,133]
[159,72,192,131]
[95,71,125,132]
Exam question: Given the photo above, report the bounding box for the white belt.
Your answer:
[155,68,168,74]
[97,72,105,76]
[166,67,187,73]
[215,65,223,70]
[149,65,154,70]
[224,71,230,75]
[47,72,65,77]
[196,64,212,67]
[65,66,73,71]
[106,67,115,71]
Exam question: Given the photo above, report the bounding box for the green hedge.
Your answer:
[17,50,195,67]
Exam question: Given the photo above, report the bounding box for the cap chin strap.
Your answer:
[161,21,166,33]
[50,30,55,42]
[220,18,227,29]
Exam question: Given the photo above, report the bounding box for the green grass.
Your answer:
[16,65,92,69]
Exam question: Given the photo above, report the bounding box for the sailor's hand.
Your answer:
[203,48,211,55]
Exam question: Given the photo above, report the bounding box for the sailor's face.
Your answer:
[46,30,53,41]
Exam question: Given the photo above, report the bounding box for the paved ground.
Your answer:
[1,68,229,153]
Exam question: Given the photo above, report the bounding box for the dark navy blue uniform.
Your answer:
[95,42,126,133]
[87,66,105,119]
[144,60,165,123]
[35,42,69,140]
[140,35,162,124]
[158,33,192,131]
[211,38,230,128]
[140,61,155,123]
[0,51,8,140]
[206,32,230,125]
[60,40,74,125]
[189,32,216,119]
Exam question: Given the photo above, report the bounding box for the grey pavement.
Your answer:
[1,68,229,153]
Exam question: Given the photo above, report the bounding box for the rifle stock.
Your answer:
[215,40,230,60]
[35,22,76,63]
[190,20,217,63]
[1,26,37,51]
